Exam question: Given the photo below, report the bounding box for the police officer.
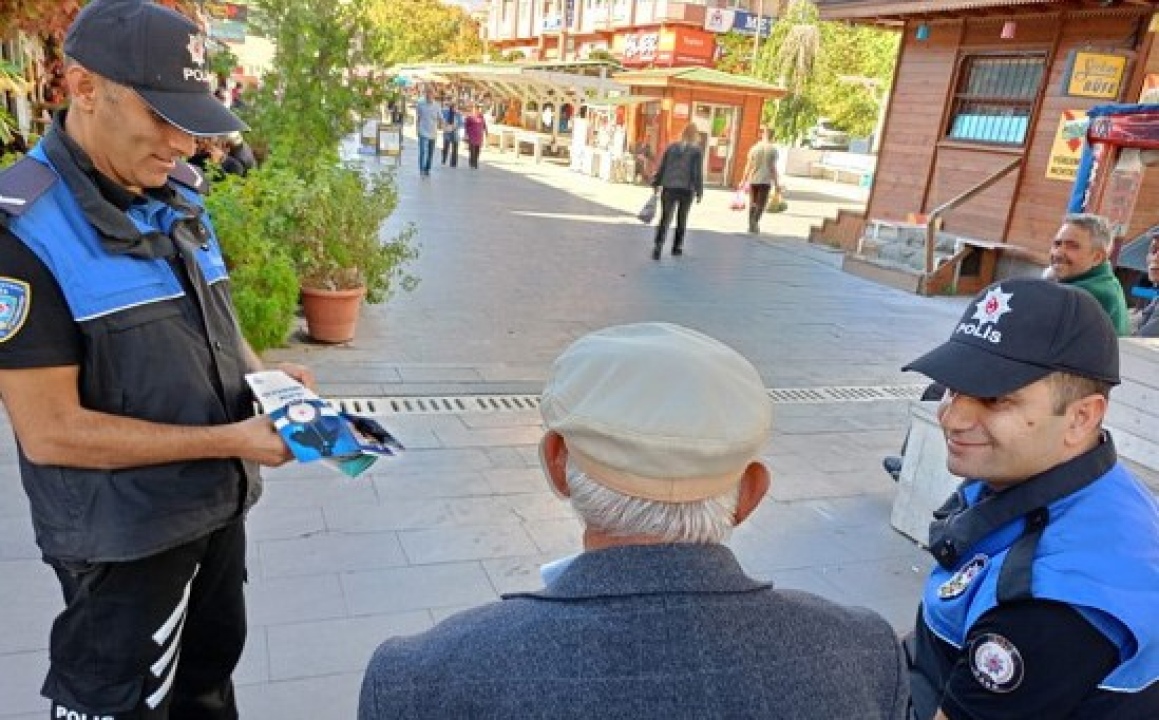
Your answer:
[902,279,1159,719]
[0,1,311,717]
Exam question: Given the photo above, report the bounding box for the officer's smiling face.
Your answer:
[88,75,196,194]
[937,378,1075,489]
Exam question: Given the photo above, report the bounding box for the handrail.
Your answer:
[924,157,1023,274]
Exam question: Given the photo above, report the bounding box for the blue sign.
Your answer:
[732,11,773,39]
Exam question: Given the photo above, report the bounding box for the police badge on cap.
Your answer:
[64,0,246,136]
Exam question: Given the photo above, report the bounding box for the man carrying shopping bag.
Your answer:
[741,127,782,234]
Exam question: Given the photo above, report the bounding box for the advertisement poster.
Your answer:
[1045,110,1088,181]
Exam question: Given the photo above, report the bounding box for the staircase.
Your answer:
[842,220,961,294]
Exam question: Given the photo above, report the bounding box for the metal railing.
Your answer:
[923,156,1023,274]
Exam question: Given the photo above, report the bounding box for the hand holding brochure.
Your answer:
[246,370,403,478]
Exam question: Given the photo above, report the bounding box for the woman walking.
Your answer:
[464,103,488,170]
[650,123,704,259]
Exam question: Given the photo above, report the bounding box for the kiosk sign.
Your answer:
[1063,50,1128,99]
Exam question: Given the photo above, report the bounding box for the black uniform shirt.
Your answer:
[913,598,1159,719]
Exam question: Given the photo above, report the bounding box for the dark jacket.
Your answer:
[359,543,908,720]
[652,141,704,199]
[0,124,258,563]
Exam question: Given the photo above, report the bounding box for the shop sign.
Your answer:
[656,28,716,67]
[1063,50,1129,99]
[1045,110,1088,181]
[618,32,660,65]
[704,8,735,33]
[732,11,773,38]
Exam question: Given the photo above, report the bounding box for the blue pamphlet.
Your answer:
[246,371,403,478]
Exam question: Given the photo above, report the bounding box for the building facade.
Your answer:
[486,0,777,66]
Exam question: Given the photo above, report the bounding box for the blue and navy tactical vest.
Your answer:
[0,142,259,562]
[922,461,1159,694]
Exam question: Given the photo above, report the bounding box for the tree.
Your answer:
[364,0,484,65]
[244,0,388,165]
[755,0,898,145]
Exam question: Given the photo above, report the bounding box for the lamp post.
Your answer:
[751,0,764,76]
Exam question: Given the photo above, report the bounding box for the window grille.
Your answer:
[947,54,1046,146]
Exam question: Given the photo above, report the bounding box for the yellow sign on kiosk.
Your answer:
[1064,51,1128,99]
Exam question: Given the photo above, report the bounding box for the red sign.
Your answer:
[656,27,716,68]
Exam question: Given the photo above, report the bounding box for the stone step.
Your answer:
[842,254,923,293]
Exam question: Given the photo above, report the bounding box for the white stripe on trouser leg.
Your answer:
[147,648,182,710]
[146,564,199,709]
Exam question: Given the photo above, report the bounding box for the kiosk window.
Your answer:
[948,54,1046,146]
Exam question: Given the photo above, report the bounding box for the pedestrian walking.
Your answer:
[741,126,782,234]
[0,1,312,717]
[464,102,488,170]
[650,124,704,260]
[440,100,462,168]
[414,87,440,177]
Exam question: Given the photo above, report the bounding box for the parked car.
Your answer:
[803,119,850,151]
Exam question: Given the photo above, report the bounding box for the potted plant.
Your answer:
[292,160,418,343]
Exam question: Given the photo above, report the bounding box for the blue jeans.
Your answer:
[418,136,435,173]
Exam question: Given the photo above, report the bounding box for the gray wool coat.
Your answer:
[358,543,909,719]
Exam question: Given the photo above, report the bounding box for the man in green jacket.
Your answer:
[1049,213,1130,335]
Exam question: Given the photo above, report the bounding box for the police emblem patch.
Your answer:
[0,277,31,343]
[938,553,988,599]
[969,633,1024,693]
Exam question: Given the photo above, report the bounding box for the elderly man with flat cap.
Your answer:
[0,0,311,717]
[903,279,1159,720]
[359,322,907,720]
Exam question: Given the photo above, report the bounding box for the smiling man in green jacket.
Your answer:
[1049,213,1129,335]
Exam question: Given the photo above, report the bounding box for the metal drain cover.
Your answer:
[330,385,929,416]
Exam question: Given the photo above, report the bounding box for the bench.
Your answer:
[810,151,876,185]
[514,132,551,163]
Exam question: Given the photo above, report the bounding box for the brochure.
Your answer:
[246,370,403,478]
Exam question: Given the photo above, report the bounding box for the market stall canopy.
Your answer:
[613,67,786,99]
[392,61,628,107]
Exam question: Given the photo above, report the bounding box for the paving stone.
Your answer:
[266,611,431,680]
[342,562,497,616]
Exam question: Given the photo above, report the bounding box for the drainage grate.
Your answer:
[329,385,929,416]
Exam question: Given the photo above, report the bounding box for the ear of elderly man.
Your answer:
[358,322,908,720]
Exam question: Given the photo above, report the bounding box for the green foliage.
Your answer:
[203,169,303,351]
[291,160,419,305]
[207,45,240,85]
[714,33,759,76]
[365,0,484,64]
[244,0,390,165]
[756,0,898,144]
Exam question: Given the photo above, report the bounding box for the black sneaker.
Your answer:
[652,244,661,260]
[672,246,683,256]
[882,456,902,482]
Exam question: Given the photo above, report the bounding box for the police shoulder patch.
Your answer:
[968,632,1024,693]
[0,277,31,343]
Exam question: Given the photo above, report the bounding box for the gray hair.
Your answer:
[564,459,741,544]
[1062,213,1113,252]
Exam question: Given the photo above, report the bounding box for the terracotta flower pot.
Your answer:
[300,286,366,343]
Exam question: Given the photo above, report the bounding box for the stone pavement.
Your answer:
[0,139,989,719]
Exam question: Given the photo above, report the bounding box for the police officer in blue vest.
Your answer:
[902,279,1159,719]
[0,1,312,717]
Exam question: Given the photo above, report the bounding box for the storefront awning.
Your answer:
[613,67,785,98]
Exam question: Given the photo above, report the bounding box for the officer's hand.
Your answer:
[235,415,295,467]
[276,362,316,392]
